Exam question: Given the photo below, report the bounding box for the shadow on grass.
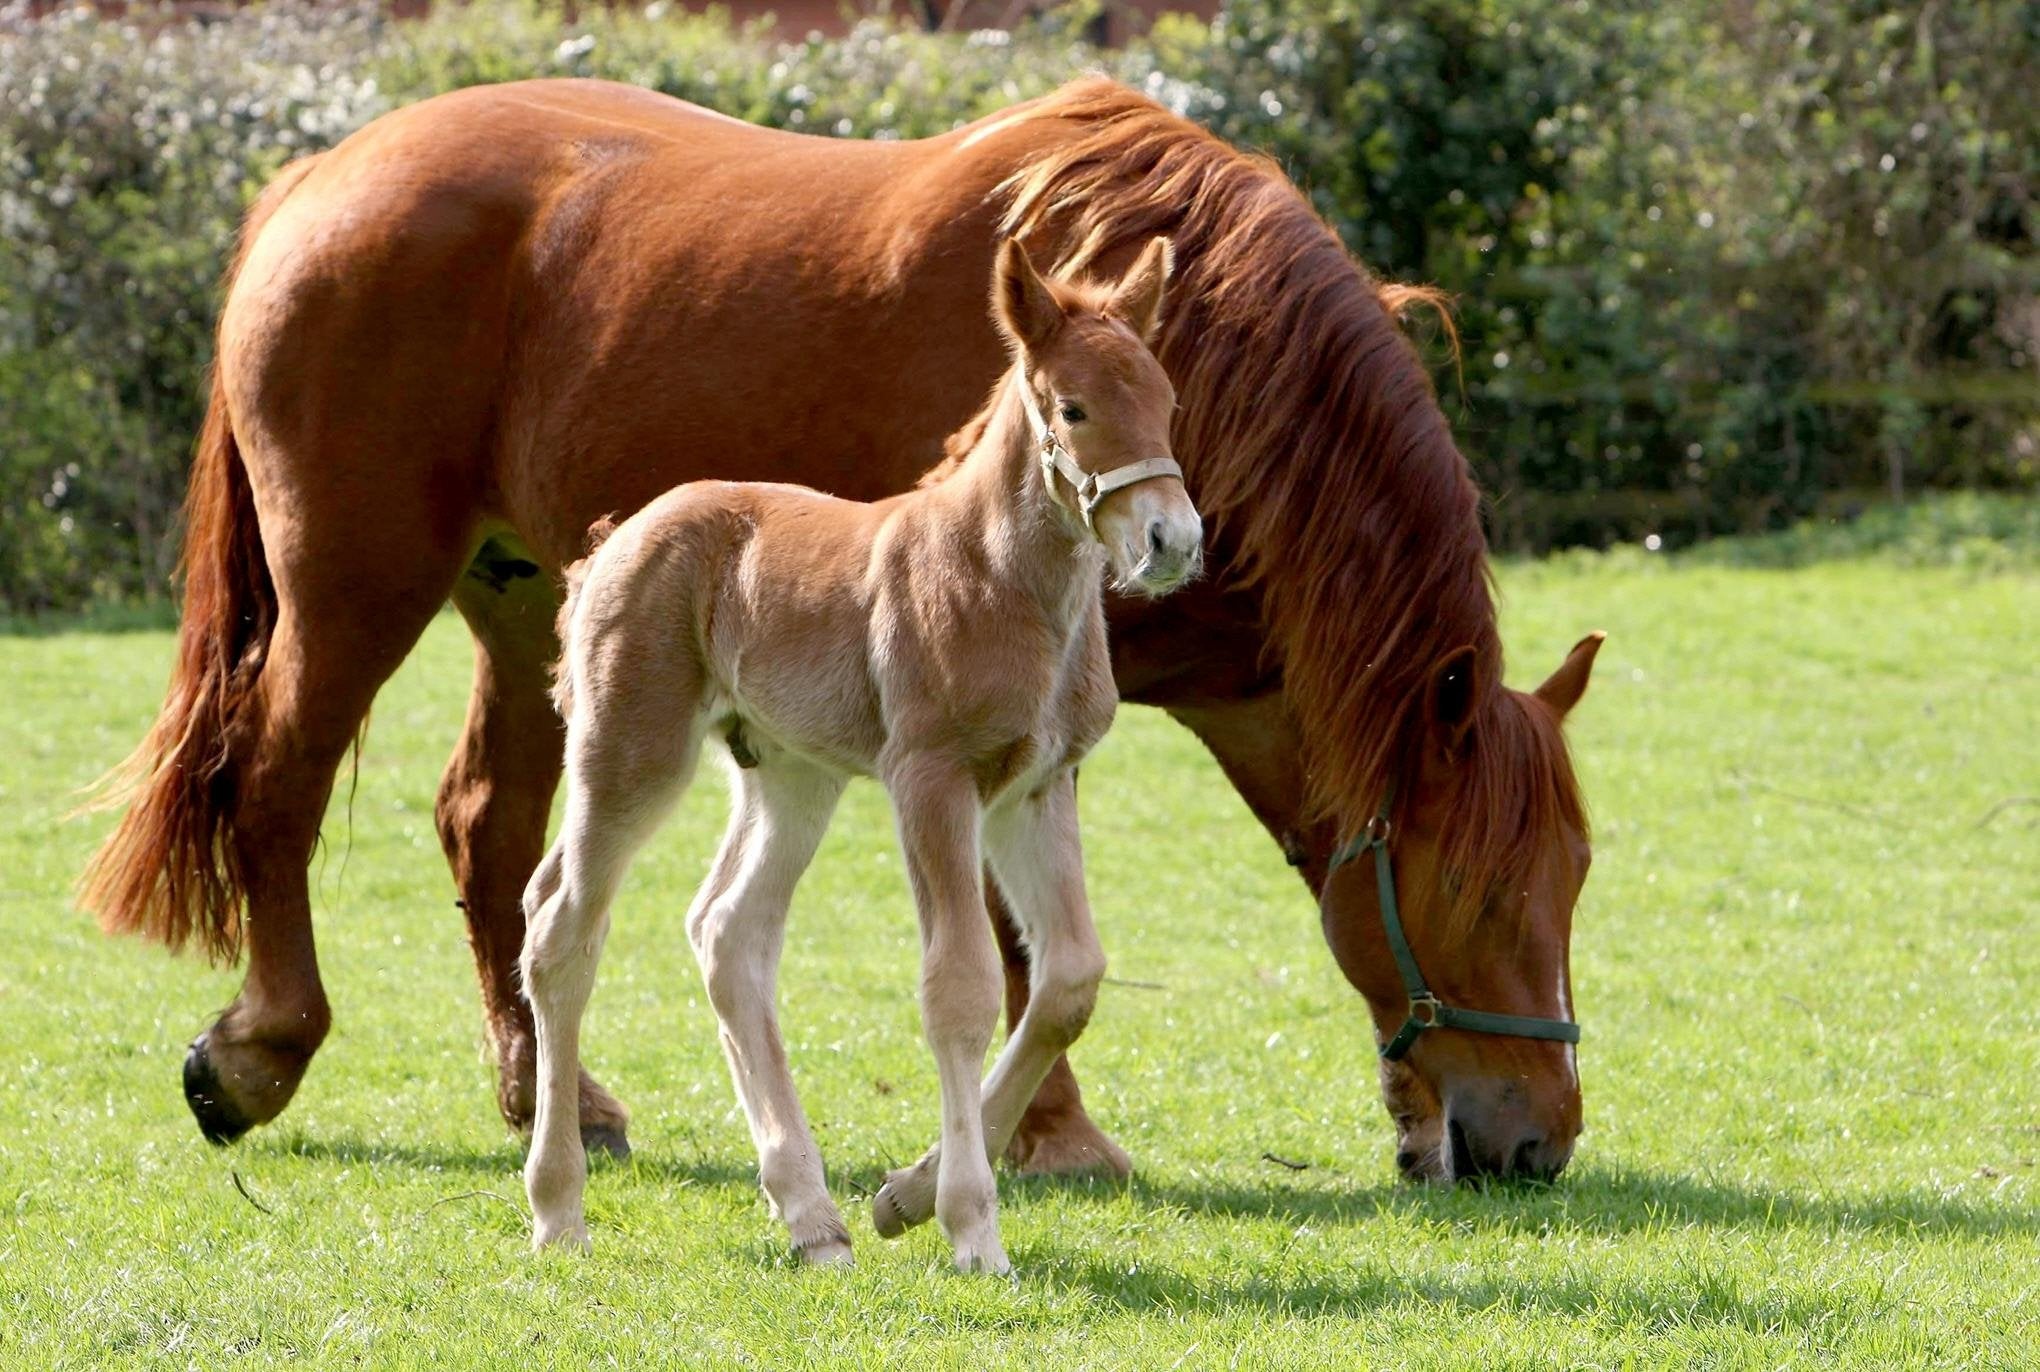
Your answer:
[1123,1162,2037,1242]
[1026,1245,1901,1337]
[254,1133,758,1189]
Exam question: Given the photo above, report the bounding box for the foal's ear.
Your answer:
[1427,645,1480,752]
[993,239,1064,354]
[1533,631,1606,718]
[1109,237,1173,344]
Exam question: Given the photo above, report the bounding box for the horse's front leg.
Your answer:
[875,772,1107,1237]
[878,758,1008,1275]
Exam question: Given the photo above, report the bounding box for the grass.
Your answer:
[0,532,2034,1368]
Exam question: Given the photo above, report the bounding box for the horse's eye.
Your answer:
[1058,402,1086,424]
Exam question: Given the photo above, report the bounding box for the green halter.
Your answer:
[1327,795,1582,1062]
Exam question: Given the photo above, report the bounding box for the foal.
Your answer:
[520,238,1200,1273]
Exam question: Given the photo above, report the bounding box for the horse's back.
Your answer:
[221,79,1060,571]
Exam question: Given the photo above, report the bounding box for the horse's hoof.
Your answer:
[183,1034,254,1146]
[581,1123,632,1161]
[1007,1114,1132,1179]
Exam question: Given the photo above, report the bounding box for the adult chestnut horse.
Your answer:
[84,76,1602,1184]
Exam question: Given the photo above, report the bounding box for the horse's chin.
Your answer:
[1391,1107,1450,1183]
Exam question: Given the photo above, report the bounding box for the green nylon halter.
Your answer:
[1327,795,1582,1062]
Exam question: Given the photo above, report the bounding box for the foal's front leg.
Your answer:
[884,758,1009,1275]
[688,759,853,1265]
[874,773,1107,1236]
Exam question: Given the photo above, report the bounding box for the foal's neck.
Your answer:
[937,372,1100,614]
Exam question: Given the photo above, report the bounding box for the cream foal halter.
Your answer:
[1014,369,1184,536]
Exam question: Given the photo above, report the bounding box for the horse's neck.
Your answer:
[934,379,1098,620]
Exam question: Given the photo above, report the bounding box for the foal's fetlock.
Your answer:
[790,1209,855,1267]
[870,1149,940,1238]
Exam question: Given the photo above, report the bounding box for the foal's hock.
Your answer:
[519,238,1198,1273]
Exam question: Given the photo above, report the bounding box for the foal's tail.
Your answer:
[549,514,621,721]
[76,154,324,965]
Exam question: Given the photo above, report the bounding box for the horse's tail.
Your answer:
[76,154,325,964]
[549,514,621,721]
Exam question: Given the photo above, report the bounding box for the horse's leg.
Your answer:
[874,772,1106,1236]
[877,758,1007,1274]
[686,757,851,1265]
[186,550,460,1141]
[438,564,630,1157]
[522,709,701,1251]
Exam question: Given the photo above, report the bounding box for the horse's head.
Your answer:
[1320,631,1604,1184]
[992,237,1203,596]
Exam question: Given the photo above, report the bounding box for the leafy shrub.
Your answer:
[0,0,2033,611]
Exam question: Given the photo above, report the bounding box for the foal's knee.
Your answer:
[1031,947,1106,1051]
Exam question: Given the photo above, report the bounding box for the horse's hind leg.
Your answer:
[187,541,461,1141]
[687,756,850,1265]
[438,548,631,1157]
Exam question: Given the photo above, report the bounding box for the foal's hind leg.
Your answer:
[523,720,702,1251]
[874,773,1106,1237]
[688,757,851,1265]
[438,556,630,1157]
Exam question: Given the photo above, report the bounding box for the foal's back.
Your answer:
[562,479,895,780]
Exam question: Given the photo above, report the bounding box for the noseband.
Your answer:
[1328,793,1582,1061]
[1015,370,1183,535]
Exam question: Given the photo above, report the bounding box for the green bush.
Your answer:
[0,0,2033,611]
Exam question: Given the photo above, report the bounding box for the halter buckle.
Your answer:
[1407,995,1442,1028]
[1361,813,1392,847]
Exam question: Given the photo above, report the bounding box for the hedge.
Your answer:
[1,0,2033,609]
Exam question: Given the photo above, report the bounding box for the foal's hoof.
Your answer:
[581,1123,632,1161]
[796,1236,855,1268]
[183,1035,255,1146]
[870,1159,937,1239]
[532,1219,592,1254]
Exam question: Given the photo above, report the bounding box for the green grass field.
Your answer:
[1,534,2035,1368]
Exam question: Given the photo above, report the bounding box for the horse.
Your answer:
[523,238,1196,1269]
[82,75,1603,1186]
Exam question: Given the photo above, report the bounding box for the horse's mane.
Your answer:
[1002,78,1582,935]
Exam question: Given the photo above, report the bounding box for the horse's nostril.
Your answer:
[1510,1137,1540,1178]
[1147,518,1167,552]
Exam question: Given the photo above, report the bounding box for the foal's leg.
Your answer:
[687,758,851,1265]
[878,759,1008,1274]
[990,871,1131,1177]
[874,773,1107,1236]
[438,563,630,1157]
[523,714,702,1251]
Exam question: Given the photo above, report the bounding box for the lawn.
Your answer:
[0,537,2034,1368]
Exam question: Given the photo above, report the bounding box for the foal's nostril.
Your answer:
[1147,518,1167,554]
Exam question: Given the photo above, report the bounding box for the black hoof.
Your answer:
[582,1124,632,1161]
[183,1035,255,1146]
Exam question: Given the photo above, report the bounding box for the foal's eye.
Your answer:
[1058,402,1087,424]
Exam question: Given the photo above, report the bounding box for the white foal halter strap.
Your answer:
[1014,369,1184,536]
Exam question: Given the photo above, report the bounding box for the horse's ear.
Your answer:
[992,239,1063,354]
[1534,631,1606,718]
[1427,645,1480,752]
[1109,237,1173,343]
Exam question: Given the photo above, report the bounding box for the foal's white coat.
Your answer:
[519,239,1199,1273]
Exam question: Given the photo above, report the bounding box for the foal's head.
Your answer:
[993,238,1203,596]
